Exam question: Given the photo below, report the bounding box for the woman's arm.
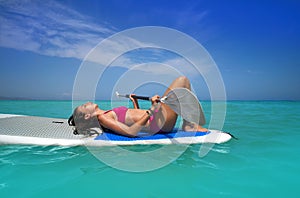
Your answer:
[97,110,152,137]
[129,94,140,109]
[98,95,161,137]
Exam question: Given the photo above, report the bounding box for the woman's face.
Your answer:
[77,102,98,116]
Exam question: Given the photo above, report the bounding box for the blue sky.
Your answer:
[0,0,299,100]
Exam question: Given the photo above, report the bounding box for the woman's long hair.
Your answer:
[68,107,102,136]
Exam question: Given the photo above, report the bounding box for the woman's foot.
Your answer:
[182,122,208,132]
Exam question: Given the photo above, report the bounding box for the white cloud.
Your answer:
[108,49,213,77]
[0,0,115,59]
[176,8,208,27]
[0,1,213,79]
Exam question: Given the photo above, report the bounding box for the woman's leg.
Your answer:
[159,76,192,132]
[159,76,207,132]
[162,76,191,96]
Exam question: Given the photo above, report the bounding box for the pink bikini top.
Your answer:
[104,106,128,124]
[103,106,161,133]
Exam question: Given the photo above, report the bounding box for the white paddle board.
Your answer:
[0,114,232,146]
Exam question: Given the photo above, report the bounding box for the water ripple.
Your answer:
[0,145,88,165]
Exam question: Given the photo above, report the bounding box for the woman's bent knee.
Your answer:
[176,76,190,89]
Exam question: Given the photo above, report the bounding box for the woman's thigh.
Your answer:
[160,76,191,131]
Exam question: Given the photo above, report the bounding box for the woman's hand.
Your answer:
[151,95,160,105]
[129,94,139,109]
[150,95,161,112]
[129,94,137,102]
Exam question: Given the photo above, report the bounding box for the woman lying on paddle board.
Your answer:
[68,76,207,137]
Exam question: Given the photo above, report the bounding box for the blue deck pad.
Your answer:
[94,129,210,141]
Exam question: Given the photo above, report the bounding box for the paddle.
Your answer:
[116,88,206,125]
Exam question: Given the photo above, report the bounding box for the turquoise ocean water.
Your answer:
[0,100,299,197]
